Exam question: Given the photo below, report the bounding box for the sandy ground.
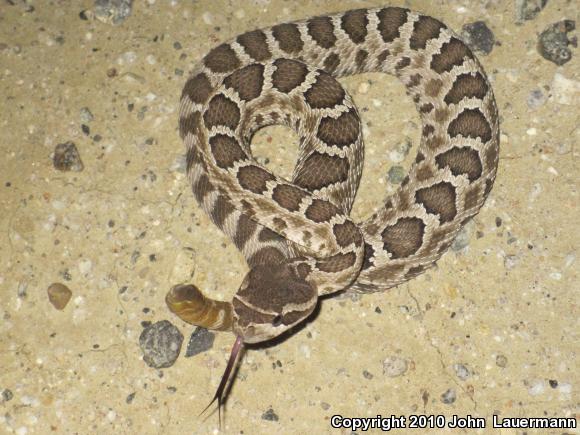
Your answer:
[0,0,578,434]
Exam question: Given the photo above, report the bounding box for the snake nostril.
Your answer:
[272,314,283,327]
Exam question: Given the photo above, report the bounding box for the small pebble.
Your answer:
[362,370,374,380]
[496,354,508,367]
[78,259,92,275]
[1,389,13,402]
[551,73,580,105]
[564,253,575,268]
[53,142,84,172]
[387,166,406,184]
[94,0,133,25]
[461,21,495,55]
[537,20,576,66]
[440,388,456,404]
[261,408,279,421]
[18,282,28,298]
[47,283,73,310]
[80,107,94,123]
[126,392,136,404]
[388,139,412,163]
[528,379,545,396]
[504,254,520,270]
[320,402,330,410]
[357,82,370,94]
[558,382,572,394]
[170,154,187,173]
[453,363,471,381]
[139,320,184,368]
[549,271,562,280]
[451,226,470,252]
[185,327,215,358]
[202,12,213,25]
[526,89,547,109]
[516,0,548,22]
[382,356,408,377]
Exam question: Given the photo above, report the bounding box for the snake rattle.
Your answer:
[166,6,499,414]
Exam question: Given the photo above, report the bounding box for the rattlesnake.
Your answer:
[168,6,499,410]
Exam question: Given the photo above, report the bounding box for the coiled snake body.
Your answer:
[167,6,499,410]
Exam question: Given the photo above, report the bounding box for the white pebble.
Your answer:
[146,54,156,65]
[564,253,575,268]
[107,409,117,422]
[549,272,562,280]
[51,200,65,210]
[529,183,542,201]
[300,343,311,359]
[528,380,545,396]
[558,383,572,394]
[357,82,370,94]
[20,395,38,406]
[78,259,92,274]
[526,128,537,136]
[117,51,137,65]
[527,89,547,109]
[383,356,408,377]
[453,363,470,380]
[551,73,580,105]
[234,9,245,19]
[202,12,213,24]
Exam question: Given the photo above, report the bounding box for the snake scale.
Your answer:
[166,6,499,411]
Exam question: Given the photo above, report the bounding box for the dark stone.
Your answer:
[440,388,457,404]
[185,327,215,357]
[461,21,495,55]
[362,370,374,380]
[139,320,184,368]
[261,407,279,421]
[537,20,576,65]
[53,141,84,172]
[516,0,548,22]
[1,389,13,402]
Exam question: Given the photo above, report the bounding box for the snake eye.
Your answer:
[271,314,283,327]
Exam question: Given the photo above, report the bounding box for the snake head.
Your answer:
[232,262,317,343]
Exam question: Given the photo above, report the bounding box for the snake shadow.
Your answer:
[220,292,340,409]
[243,290,342,351]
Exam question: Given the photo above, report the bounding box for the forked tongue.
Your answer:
[200,335,244,426]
